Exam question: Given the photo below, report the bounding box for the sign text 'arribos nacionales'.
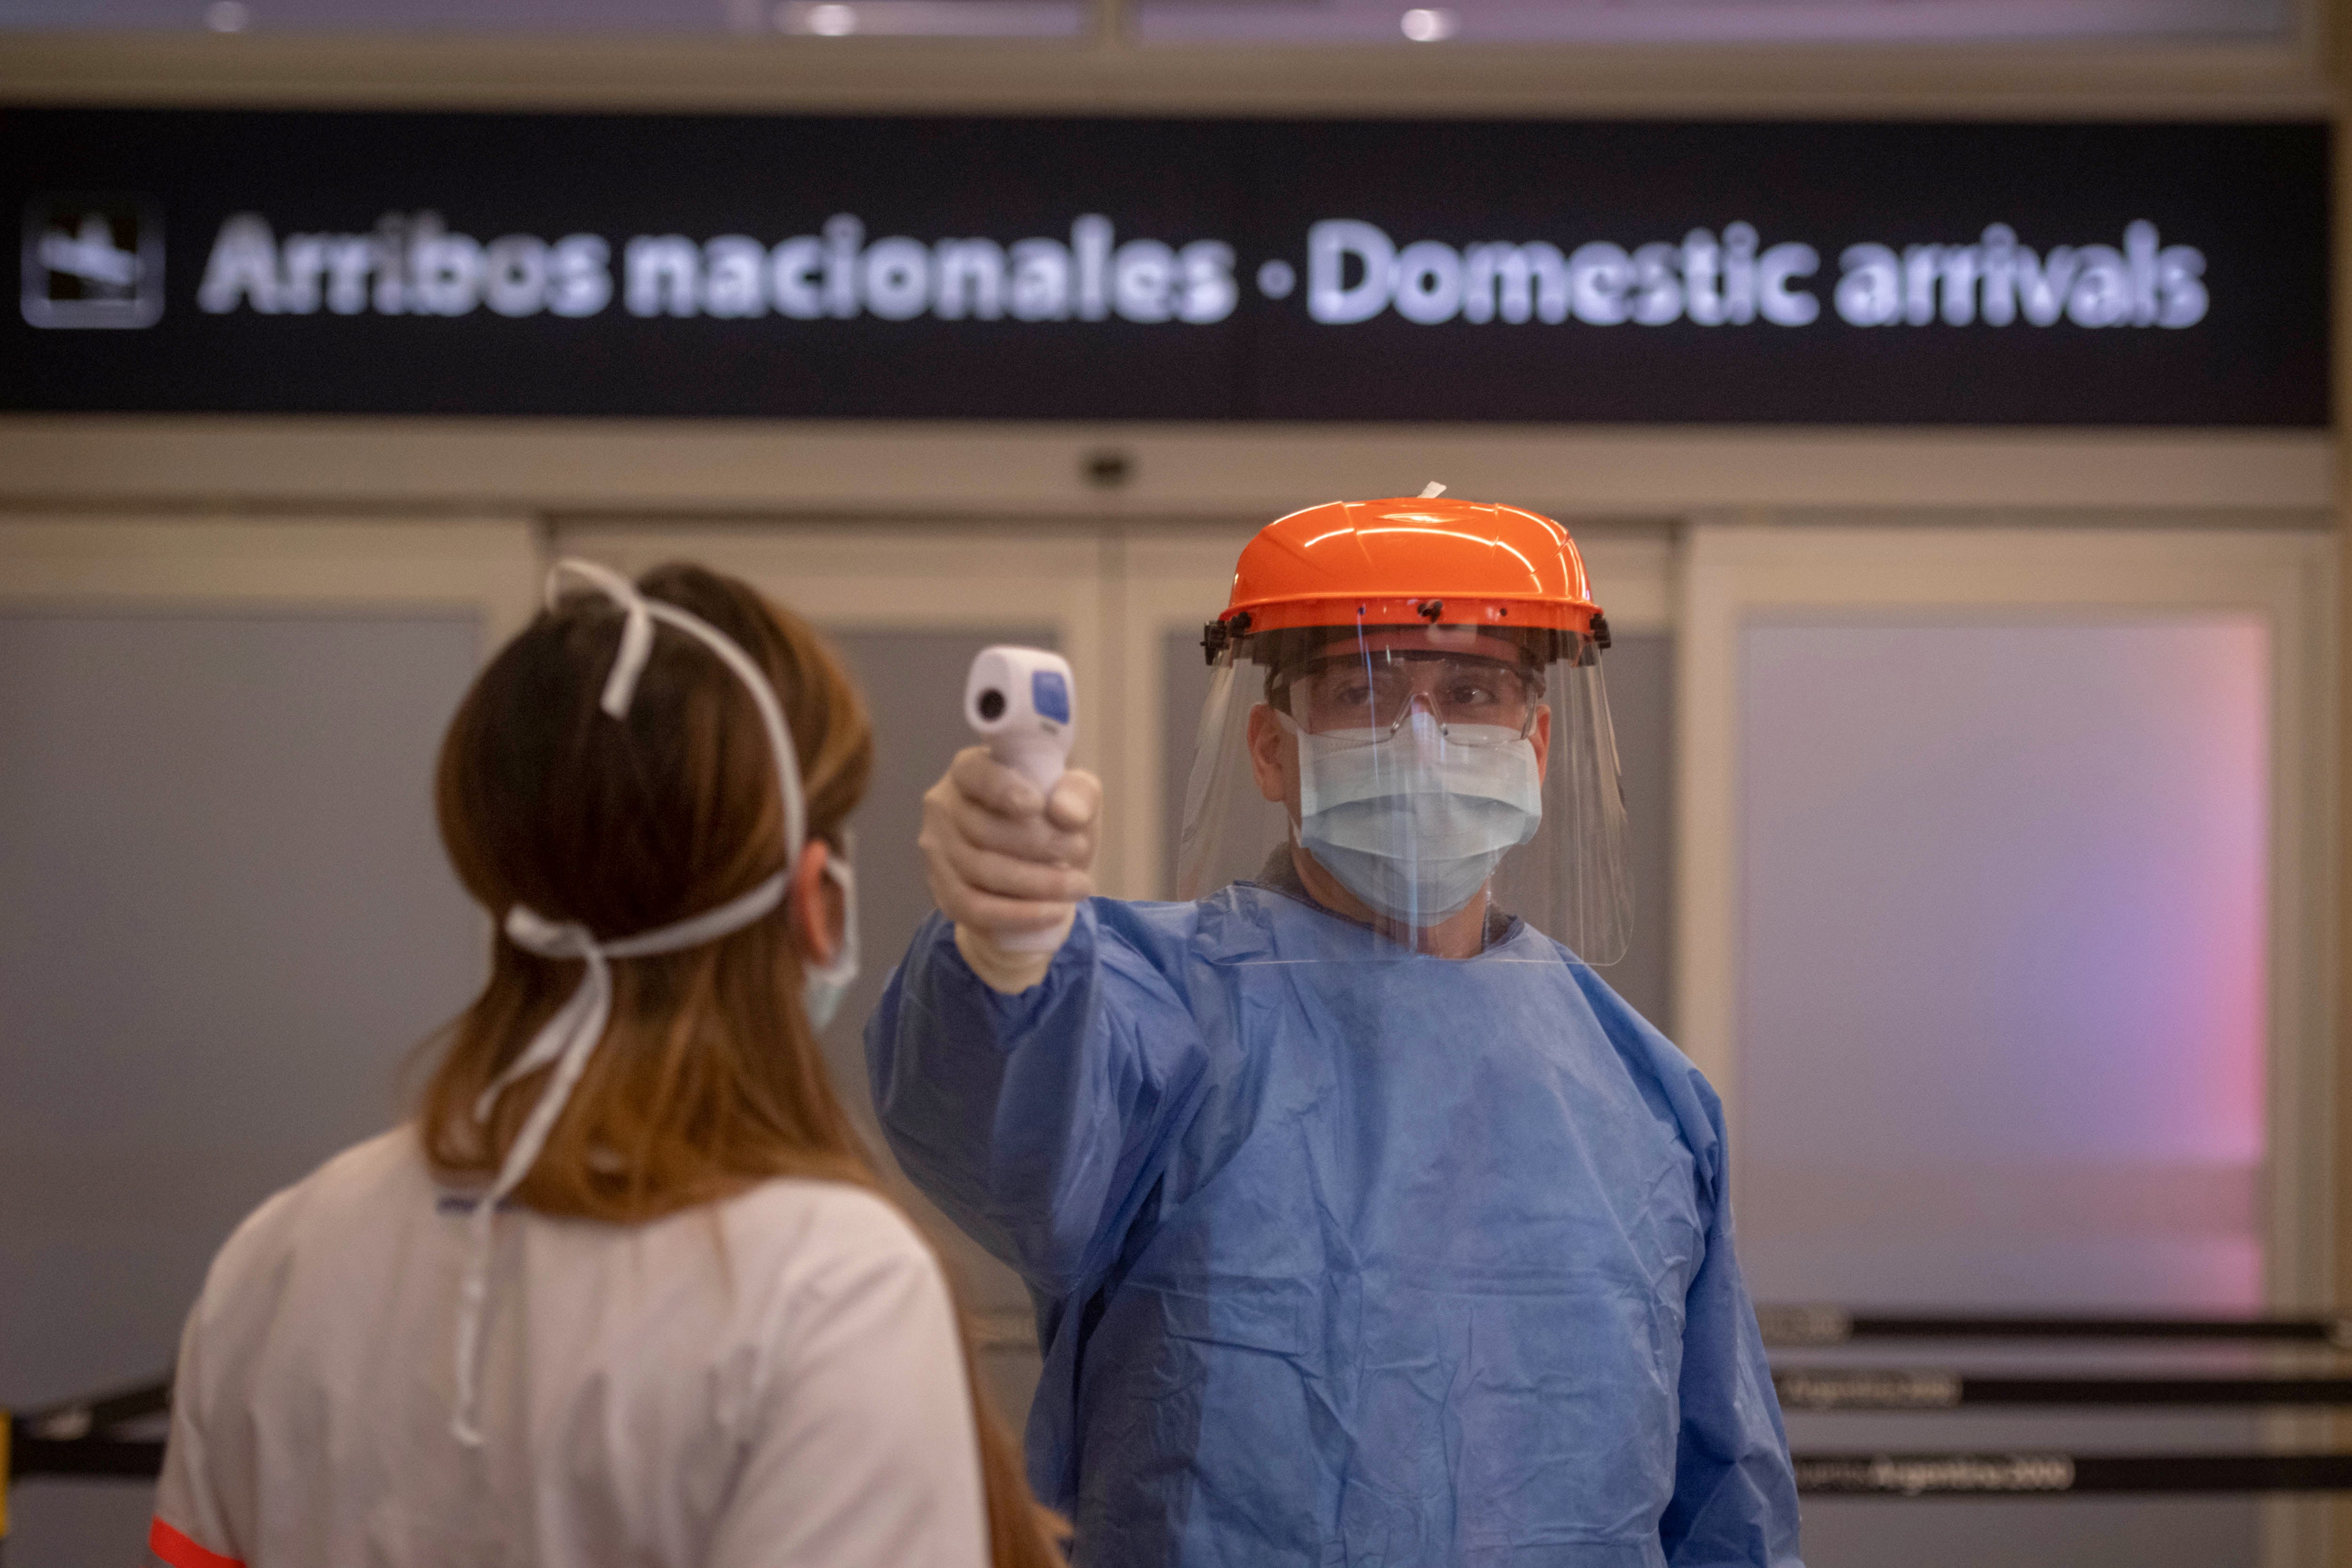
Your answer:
[191,211,2210,334]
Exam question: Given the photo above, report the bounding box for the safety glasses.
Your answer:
[1271,649,1542,745]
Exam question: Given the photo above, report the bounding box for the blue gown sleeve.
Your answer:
[864,900,1211,1301]
[1659,1078,1806,1568]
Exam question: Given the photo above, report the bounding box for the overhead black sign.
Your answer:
[2,109,2329,425]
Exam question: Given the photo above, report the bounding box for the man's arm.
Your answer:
[868,904,1206,1297]
[864,745,1207,1297]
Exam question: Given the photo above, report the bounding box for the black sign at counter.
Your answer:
[3,110,2330,425]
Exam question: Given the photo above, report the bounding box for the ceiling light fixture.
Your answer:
[1399,7,1456,41]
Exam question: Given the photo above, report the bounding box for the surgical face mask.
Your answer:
[803,851,860,1032]
[1287,709,1542,925]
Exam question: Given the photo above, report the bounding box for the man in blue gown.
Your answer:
[867,495,1802,1566]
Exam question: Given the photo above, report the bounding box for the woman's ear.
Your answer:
[787,838,839,965]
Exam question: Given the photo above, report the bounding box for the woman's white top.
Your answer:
[148,1129,990,1568]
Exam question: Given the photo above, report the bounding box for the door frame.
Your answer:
[0,514,542,647]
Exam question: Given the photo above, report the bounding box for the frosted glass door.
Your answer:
[0,610,486,1565]
[1740,619,2269,1310]
[1736,616,2272,1568]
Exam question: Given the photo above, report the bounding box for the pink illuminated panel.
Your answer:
[1737,619,2269,1309]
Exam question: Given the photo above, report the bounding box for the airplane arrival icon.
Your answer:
[22,199,164,328]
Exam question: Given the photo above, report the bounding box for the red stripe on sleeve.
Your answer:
[149,1517,245,1568]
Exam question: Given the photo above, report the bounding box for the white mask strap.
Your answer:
[450,559,807,1447]
[545,559,805,868]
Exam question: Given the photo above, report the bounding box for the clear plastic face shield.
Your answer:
[1176,619,1632,963]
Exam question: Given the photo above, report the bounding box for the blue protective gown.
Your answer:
[866,881,1802,1568]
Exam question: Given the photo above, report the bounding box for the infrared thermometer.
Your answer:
[966,645,1075,794]
[965,646,1079,951]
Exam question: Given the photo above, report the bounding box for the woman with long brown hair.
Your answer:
[148,560,1066,1568]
